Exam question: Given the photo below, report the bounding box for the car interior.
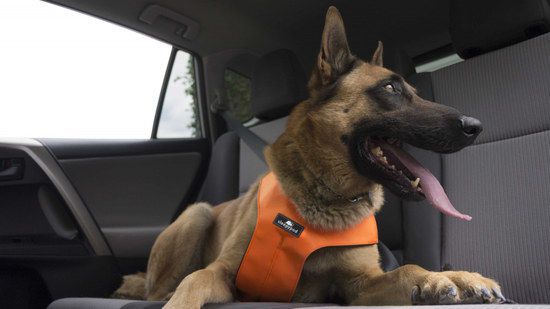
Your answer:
[1,0,549,308]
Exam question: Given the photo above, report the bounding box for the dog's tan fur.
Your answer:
[113,7,503,308]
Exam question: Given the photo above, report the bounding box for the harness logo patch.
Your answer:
[273,213,304,237]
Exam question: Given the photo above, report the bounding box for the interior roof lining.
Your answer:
[43,0,453,70]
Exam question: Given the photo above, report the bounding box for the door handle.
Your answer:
[0,159,24,181]
[0,165,20,177]
[38,186,78,240]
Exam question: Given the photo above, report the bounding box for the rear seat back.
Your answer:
[430,0,550,303]
[196,49,308,204]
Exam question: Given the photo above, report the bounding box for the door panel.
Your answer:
[0,138,120,304]
[40,138,208,159]
[0,139,110,256]
[59,152,201,228]
[0,124,209,305]
[59,152,201,257]
[40,138,209,260]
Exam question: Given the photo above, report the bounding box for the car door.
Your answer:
[0,4,210,306]
[37,48,210,272]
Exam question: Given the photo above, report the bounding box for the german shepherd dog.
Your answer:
[114,6,505,308]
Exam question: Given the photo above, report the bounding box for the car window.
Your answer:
[224,69,253,123]
[415,53,463,73]
[0,1,199,139]
[156,51,202,138]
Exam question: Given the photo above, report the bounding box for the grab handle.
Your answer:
[139,4,200,40]
[38,186,78,240]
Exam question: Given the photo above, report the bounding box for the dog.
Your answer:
[113,6,505,308]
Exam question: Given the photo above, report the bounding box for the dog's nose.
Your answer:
[459,116,483,136]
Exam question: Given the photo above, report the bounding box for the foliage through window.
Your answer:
[224,69,252,123]
[157,51,202,138]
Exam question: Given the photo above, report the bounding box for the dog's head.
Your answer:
[294,7,482,220]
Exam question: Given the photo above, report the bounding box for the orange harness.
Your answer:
[235,172,378,302]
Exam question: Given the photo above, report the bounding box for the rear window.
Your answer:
[224,69,253,123]
[156,51,202,139]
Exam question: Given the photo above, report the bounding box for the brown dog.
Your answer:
[114,6,505,308]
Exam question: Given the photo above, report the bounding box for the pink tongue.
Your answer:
[381,142,472,221]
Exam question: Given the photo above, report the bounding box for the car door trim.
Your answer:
[0,138,111,256]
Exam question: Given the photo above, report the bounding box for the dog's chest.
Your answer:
[292,244,380,302]
[292,247,343,302]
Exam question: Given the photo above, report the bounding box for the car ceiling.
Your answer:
[45,0,451,72]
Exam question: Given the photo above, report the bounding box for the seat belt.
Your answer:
[220,111,268,164]
[211,91,268,163]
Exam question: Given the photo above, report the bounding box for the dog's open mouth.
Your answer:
[364,137,472,221]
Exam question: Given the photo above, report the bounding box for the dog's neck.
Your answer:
[265,106,384,231]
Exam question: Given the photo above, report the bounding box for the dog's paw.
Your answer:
[162,294,198,309]
[411,272,460,305]
[411,271,505,305]
[162,268,233,309]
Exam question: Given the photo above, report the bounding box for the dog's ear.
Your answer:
[371,41,384,66]
[317,6,355,85]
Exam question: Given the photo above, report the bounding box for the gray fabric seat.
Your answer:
[428,0,550,303]
[47,298,550,309]
[47,298,326,309]
[394,0,550,303]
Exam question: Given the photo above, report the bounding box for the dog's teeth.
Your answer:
[371,146,383,157]
[411,178,420,188]
[389,165,396,170]
[380,156,388,164]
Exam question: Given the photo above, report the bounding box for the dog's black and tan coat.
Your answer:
[114,6,504,308]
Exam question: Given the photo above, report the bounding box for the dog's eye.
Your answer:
[383,83,396,93]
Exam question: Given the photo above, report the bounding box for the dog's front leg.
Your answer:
[163,261,234,309]
[163,198,257,309]
[346,264,505,305]
[162,238,248,309]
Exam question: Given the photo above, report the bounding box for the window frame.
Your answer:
[151,47,208,140]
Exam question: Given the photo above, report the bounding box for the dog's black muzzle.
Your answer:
[351,113,482,155]
[379,100,483,153]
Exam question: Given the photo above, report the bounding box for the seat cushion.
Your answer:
[47,298,332,309]
[314,304,550,309]
[47,298,136,309]
[48,298,550,308]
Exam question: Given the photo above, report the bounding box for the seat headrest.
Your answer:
[250,49,308,120]
[451,0,550,59]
